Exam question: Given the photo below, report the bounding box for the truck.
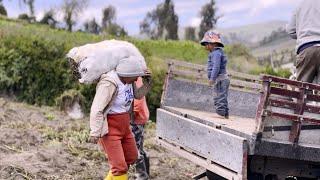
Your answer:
[156,60,320,180]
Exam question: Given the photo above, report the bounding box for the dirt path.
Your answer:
[0,98,202,180]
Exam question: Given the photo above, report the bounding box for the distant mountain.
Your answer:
[251,36,296,57]
[218,20,288,47]
[179,20,288,46]
[178,20,296,69]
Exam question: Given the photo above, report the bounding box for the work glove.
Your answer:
[143,69,152,84]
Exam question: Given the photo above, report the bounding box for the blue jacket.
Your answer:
[207,47,228,81]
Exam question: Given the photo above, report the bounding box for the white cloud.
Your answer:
[260,0,278,7]
[117,6,153,19]
[219,1,250,14]
[35,10,46,21]
[190,17,201,27]
[218,0,302,17]
[174,1,204,15]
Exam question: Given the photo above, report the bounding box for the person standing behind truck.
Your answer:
[287,0,320,83]
[200,30,230,119]
[131,77,151,180]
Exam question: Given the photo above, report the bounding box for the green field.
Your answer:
[0,16,269,118]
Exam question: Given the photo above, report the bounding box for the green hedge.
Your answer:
[250,65,291,78]
[0,35,74,105]
[0,33,167,118]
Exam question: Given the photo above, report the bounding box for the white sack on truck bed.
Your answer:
[66,39,146,84]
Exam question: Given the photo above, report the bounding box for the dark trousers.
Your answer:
[213,78,230,116]
[130,123,149,180]
[296,46,320,83]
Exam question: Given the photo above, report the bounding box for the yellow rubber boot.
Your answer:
[104,171,113,180]
[113,173,128,180]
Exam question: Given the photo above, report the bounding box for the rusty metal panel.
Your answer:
[262,75,320,91]
[263,126,320,145]
[156,109,248,173]
[289,87,306,143]
[307,94,320,102]
[270,87,300,98]
[255,81,271,133]
[265,110,320,124]
[269,98,320,114]
[258,75,320,146]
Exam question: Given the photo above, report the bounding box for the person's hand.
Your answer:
[89,136,100,144]
[143,69,152,83]
[209,80,215,86]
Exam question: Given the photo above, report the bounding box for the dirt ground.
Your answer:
[0,98,203,180]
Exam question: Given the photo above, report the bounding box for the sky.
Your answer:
[3,0,303,35]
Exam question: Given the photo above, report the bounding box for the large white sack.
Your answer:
[66,40,146,84]
[67,39,143,63]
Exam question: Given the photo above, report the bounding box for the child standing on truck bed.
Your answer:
[200,30,230,119]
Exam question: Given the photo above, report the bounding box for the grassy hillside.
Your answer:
[0,16,208,64]
[178,20,287,45]
[220,20,287,46]
[251,36,295,57]
[0,16,262,119]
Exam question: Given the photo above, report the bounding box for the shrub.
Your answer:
[0,35,74,105]
[147,68,166,120]
[0,33,168,118]
[250,65,291,78]
[18,13,30,22]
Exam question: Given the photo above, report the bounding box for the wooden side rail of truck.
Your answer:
[156,60,320,180]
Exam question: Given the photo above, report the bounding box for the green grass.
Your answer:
[0,16,207,64]
[0,16,266,117]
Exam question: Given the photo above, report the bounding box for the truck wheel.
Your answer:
[248,173,263,180]
[206,170,226,180]
[265,174,278,180]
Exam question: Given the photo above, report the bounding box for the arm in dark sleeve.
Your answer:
[207,54,213,79]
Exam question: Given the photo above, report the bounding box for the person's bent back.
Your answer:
[287,0,320,82]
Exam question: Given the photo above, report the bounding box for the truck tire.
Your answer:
[206,170,226,180]
[248,173,264,180]
[265,174,278,180]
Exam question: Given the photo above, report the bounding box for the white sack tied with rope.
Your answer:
[66,39,146,84]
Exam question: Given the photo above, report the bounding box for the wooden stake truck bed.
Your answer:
[156,60,320,180]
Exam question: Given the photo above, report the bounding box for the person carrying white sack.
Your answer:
[67,40,144,84]
[88,56,152,180]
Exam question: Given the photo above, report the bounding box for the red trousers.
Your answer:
[99,112,138,176]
